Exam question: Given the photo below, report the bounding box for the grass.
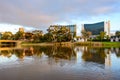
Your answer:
[102,42,120,47]
[21,41,120,47]
[74,42,120,47]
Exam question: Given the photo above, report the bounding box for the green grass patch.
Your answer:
[102,42,120,47]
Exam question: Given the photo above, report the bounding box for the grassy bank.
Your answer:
[21,41,120,47]
[21,42,54,46]
[74,42,120,47]
[102,42,120,47]
[21,42,73,47]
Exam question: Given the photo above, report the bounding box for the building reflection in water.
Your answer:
[74,46,120,67]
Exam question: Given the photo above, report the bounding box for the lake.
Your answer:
[0,45,120,80]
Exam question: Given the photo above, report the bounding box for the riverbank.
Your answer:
[21,42,73,47]
[21,41,120,47]
[74,42,120,47]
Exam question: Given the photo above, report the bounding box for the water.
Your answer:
[0,46,120,80]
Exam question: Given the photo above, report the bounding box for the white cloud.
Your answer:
[0,0,120,33]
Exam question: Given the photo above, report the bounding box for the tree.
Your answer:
[99,31,106,41]
[47,26,58,42]
[25,32,33,41]
[1,31,13,40]
[47,26,71,42]
[81,30,92,41]
[56,26,71,42]
[14,31,25,40]
[32,30,43,43]
[115,31,120,36]
[43,33,53,42]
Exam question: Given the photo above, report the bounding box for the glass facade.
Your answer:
[84,22,104,35]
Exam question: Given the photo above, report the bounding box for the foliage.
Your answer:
[115,31,120,36]
[1,31,13,40]
[81,30,92,41]
[56,26,72,42]
[25,32,33,41]
[43,33,53,42]
[14,31,25,40]
[47,26,72,42]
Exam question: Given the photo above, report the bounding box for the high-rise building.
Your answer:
[82,21,110,36]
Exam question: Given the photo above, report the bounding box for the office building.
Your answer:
[82,21,110,36]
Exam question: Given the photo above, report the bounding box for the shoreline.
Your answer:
[21,42,120,47]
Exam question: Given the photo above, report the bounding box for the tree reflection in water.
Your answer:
[0,46,120,65]
[0,46,77,61]
[82,47,107,64]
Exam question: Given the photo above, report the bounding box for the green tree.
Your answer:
[56,26,71,42]
[43,33,53,42]
[25,32,33,41]
[14,31,25,40]
[47,26,71,42]
[115,31,120,36]
[1,31,13,40]
[32,30,43,43]
[99,31,106,41]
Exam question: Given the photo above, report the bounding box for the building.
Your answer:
[49,25,77,37]
[110,36,120,42]
[82,21,110,37]
[19,27,24,32]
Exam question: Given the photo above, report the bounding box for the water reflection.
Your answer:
[0,46,120,65]
[0,46,120,80]
[81,47,106,64]
[75,46,120,66]
[0,46,77,61]
[111,47,120,57]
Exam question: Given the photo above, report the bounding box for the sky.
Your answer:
[0,0,120,35]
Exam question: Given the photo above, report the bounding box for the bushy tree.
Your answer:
[43,33,53,42]
[25,32,33,41]
[115,31,120,36]
[14,31,25,40]
[1,31,13,40]
[81,30,92,41]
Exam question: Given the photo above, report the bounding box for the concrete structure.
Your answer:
[110,36,120,42]
[0,40,22,46]
[82,21,110,38]
[49,25,77,37]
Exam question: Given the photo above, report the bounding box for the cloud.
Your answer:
[0,0,120,29]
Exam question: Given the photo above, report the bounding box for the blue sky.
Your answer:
[0,0,120,35]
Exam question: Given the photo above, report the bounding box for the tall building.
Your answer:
[82,21,110,36]
[49,25,77,37]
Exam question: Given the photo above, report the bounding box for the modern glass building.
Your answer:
[82,21,110,36]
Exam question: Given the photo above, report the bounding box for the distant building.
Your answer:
[82,21,110,38]
[49,25,77,37]
[110,36,120,42]
[19,27,24,32]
